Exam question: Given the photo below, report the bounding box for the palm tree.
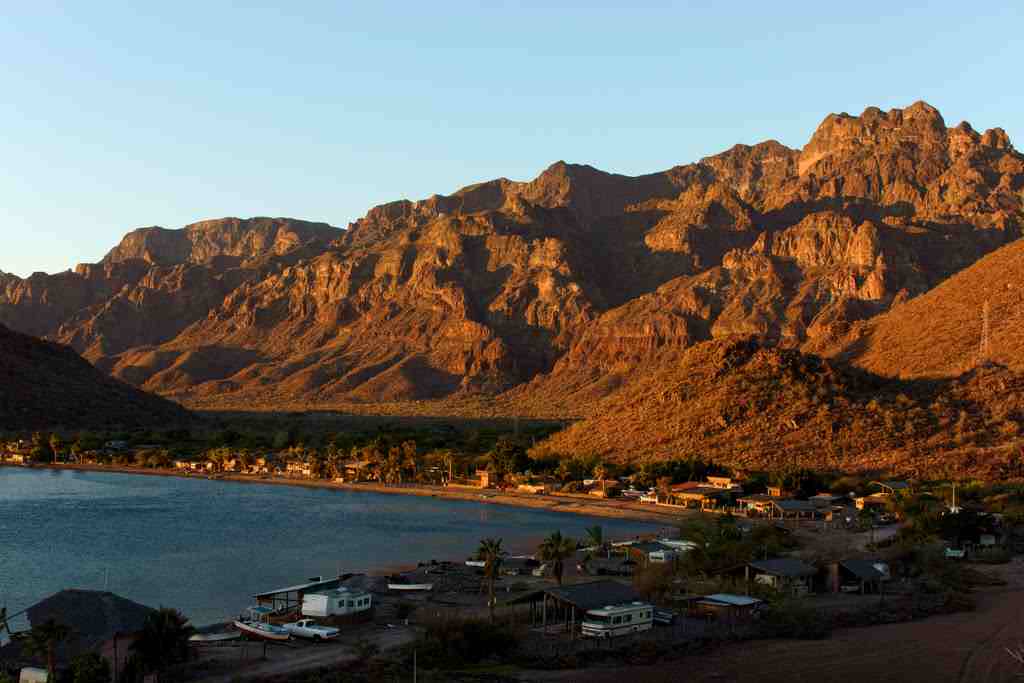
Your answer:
[24,618,71,682]
[48,433,64,464]
[538,531,577,586]
[385,446,403,485]
[401,440,419,482]
[476,537,507,623]
[593,463,607,496]
[584,525,609,559]
[131,608,194,683]
[440,450,455,485]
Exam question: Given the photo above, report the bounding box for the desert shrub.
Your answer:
[72,653,111,683]
[394,600,416,620]
[413,615,520,668]
[973,547,1012,564]
[758,600,831,639]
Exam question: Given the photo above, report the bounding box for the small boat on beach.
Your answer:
[387,582,434,592]
[233,606,291,642]
[189,629,240,643]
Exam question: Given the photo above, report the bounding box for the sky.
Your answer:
[1,2,1022,277]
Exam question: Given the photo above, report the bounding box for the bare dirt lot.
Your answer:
[524,559,1024,683]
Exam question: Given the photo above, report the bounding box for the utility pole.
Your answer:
[979,299,991,365]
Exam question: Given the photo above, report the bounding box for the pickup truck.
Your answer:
[282,619,340,641]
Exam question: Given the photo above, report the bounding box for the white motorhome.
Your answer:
[581,601,654,638]
[301,587,372,617]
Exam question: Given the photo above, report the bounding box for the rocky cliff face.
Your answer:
[1,102,1021,412]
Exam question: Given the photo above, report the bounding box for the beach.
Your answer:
[6,462,692,527]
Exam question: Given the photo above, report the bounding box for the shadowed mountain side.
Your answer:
[807,237,1024,378]
[535,338,1024,479]
[0,323,193,430]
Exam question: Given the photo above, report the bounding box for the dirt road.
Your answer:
[189,630,415,683]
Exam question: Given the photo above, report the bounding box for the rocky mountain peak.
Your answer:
[798,100,948,175]
[103,217,342,267]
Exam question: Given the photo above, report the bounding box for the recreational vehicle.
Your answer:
[581,601,654,638]
[301,587,372,617]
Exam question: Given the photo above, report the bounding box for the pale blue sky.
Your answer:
[2,2,1021,277]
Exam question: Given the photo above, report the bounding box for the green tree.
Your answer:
[71,652,111,683]
[237,449,256,473]
[476,537,507,623]
[131,608,194,682]
[48,434,64,463]
[30,432,51,464]
[538,531,577,586]
[401,440,419,482]
[24,618,71,682]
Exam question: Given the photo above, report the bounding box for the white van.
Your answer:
[581,601,654,638]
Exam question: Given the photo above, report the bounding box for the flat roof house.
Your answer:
[509,580,642,637]
[692,593,764,622]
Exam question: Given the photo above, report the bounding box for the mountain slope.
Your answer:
[0,102,1021,414]
[536,339,1024,478]
[0,323,192,430]
[807,237,1024,378]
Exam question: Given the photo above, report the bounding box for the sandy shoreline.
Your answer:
[2,462,690,528]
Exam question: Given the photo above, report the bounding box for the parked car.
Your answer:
[282,619,340,641]
[653,608,676,625]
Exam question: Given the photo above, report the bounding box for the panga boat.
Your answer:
[387,582,434,592]
[189,625,240,643]
[233,606,291,642]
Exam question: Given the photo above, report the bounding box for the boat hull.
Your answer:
[388,583,434,591]
[233,620,291,642]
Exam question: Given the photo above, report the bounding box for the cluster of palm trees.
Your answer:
[201,439,459,485]
[475,527,599,622]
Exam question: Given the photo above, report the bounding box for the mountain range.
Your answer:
[3,101,1023,472]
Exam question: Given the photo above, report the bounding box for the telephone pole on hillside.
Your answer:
[978,299,991,365]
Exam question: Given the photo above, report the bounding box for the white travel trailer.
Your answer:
[301,587,372,617]
[581,601,654,638]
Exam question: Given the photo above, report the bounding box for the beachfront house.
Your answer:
[666,482,733,510]
[285,458,312,478]
[2,451,26,465]
[692,593,764,622]
[743,558,817,595]
[509,580,643,638]
[870,480,911,497]
[707,476,743,491]
[809,492,846,508]
[0,590,156,679]
[855,493,892,512]
[343,460,373,482]
[628,541,678,567]
[476,469,492,489]
[827,560,888,594]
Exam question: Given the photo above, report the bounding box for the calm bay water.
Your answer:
[1,468,661,627]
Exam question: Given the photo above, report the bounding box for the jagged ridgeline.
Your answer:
[1,102,1022,469]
